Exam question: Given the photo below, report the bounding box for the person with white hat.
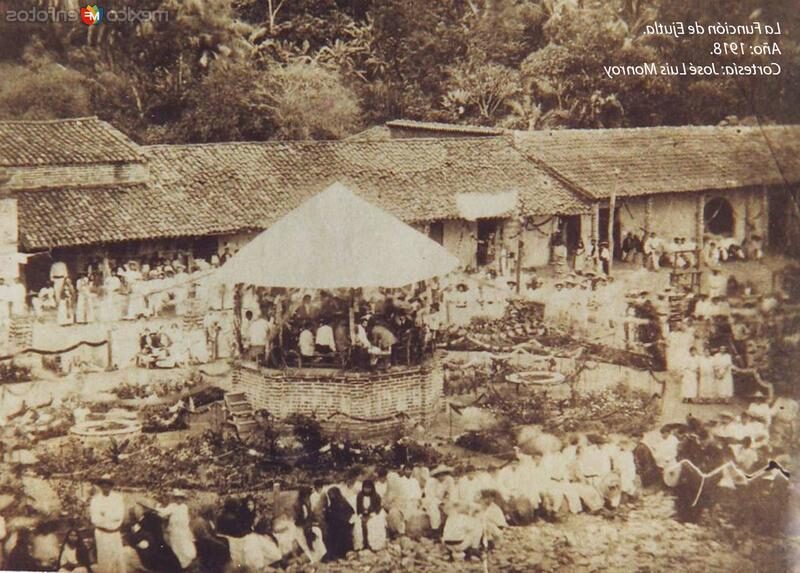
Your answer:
[89,474,127,573]
[157,489,196,570]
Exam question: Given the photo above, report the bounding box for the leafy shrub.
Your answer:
[483,382,658,437]
[0,361,33,383]
[455,430,514,455]
[286,413,324,453]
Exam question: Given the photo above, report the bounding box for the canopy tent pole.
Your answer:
[349,288,356,346]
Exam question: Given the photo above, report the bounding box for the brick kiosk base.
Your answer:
[231,358,444,438]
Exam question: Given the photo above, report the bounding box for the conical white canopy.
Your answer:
[217,182,459,288]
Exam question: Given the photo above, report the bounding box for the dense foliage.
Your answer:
[35,423,451,493]
[487,382,659,435]
[0,360,33,383]
[0,0,796,142]
[455,383,659,455]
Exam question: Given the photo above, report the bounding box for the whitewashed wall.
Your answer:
[442,219,478,268]
[616,188,768,243]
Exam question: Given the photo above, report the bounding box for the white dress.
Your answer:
[160,503,196,569]
[713,352,734,399]
[353,496,387,552]
[681,355,699,400]
[90,492,127,573]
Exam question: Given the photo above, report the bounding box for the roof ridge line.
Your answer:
[509,137,597,201]
[0,116,100,125]
[16,181,146,193]
[513,124,800,135]
[143,136,510,150]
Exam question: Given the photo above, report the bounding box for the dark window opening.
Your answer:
[704,197,734,235]
[428,221,444,245]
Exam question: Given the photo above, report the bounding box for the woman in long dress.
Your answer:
[323,487,354,560]
[697,346,716,402]
[126,269,147,320]
[158,490,197,570]
[293,487,326,563]
[102,273,122,322]
[681,347,699,403]
[712,348,734,402]
[573,240,586,273]
[89,478,126,573]
[354,480,387,551]
[57,279,75,326]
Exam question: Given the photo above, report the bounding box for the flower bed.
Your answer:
[454,383,659,455]
[35,416,454,493]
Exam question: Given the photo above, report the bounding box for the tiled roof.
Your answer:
[18,137,590,250]
[386,120,504,136]
[513,125,800,199]
[0,117,142,167]
[345,125,392,141]
[17,184,179,250]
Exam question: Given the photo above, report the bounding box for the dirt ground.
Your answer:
[289,492,796,573]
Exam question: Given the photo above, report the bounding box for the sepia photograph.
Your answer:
[0,0,798,571]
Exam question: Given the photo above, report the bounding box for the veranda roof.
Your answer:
[216,182,460,289]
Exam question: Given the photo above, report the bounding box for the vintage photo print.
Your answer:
[0,0,797,571]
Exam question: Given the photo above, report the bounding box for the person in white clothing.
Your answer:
[89,475,127,573]
[643,232,661,270]
[681,346,700,403]
[9,278,27,317]
[158,489,196,569]
[298,324,315,359]
[0,511,6,569]
[315,320,336,354]
[712,347,734,402]
[246,313,269,362]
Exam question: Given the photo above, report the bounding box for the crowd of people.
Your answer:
[22,249,239,327]
[0,429,642,572]
[239,288,444,370]
[639,395,793,521]
[678,346,735,404]
[551,230,765,276]
[637,232,763,272]
[4,398,791,573]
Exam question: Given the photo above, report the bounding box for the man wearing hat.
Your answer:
[90,474,127,573]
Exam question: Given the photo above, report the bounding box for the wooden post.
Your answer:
[105,328,113,371]
[515,217,523,294]
[448,404,453,440]
[348,288,356,345]
[695,193,705,251]
[607,193,616,275]
[761,186,770,247]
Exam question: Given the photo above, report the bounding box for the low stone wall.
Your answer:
[232,360,443,438]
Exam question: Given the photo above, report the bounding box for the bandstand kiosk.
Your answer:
[217,183,459,438]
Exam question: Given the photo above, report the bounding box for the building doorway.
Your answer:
[704,197,734,235]
[560,215,582,251]
[428,221,444,245]
[476,219,499,267]
[598,207,621,257]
